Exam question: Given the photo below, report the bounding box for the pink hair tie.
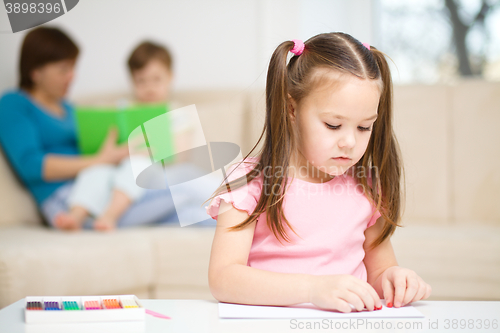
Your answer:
[290,39,305,56]
[362,42,371,50]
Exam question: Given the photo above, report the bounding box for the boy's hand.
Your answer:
[127,133,151,158]
[96,127,129,165]
[380,266,432,308]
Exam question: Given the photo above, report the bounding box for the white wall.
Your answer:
[0,0,377,99]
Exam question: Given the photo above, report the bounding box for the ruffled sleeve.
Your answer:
[205,157,263,221]
[367,206,382,228]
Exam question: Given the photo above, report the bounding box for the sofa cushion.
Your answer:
[0,226,155,308]
[391,222,500,300]
[189,92,247,152]
[150,225,216,300]
[451,81,500,223]
[0,146,41,227]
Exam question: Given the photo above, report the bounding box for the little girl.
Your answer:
[205,32,431,313]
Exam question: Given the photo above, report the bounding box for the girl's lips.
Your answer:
[333,157,351,163]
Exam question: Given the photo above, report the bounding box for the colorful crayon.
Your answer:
[84,300,101,310]
[26,301,43,310]
[44,301,61,310]
[121,299,138,308]
[103,299,121,309]
[62,301,79,310]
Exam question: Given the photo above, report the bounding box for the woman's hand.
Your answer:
[95,127,130,165]
[380,266,432,308]
[309,274,382,313]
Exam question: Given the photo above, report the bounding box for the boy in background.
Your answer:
[127,41,195,164]
[126,41,216,226]
[127,41,174,104]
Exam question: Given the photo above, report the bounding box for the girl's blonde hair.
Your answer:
[206,32,404,249]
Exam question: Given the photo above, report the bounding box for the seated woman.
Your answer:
[0,26,216,231]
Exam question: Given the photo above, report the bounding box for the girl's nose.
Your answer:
[338,131,356,148]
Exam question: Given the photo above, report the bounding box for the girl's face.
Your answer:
[31,59,76,100]
[289,73,381,182]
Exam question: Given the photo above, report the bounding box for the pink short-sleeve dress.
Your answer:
[206,156,382,282]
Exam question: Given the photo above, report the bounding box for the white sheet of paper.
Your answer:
[219,300,424,319]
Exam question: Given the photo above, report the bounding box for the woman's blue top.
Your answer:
[0,89,79,205]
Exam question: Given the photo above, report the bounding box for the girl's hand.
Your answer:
[309,274,382,313]
[95,127,130,165]
[380,266,432,308]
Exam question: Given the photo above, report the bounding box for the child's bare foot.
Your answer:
[54,206,88,230]
[93,189,133,231]
[94,214,118,231]
[54,212,80,230]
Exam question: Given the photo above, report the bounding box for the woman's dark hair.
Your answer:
[19,26,79,90]
[206,32,405,250]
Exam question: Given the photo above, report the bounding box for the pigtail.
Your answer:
[205,41,302,245]
[264,41,295,173]
[259,41,301,244]
[364,47,405,249]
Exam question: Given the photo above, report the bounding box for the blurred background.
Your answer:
[1,0,499,95]
[0,0,499,308]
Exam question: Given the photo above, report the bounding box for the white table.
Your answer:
[0,299,499,333]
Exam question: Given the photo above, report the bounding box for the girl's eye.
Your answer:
[325,123,372,131]
[325,123,340,130]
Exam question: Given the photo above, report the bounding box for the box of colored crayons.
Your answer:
[25,295,145,324]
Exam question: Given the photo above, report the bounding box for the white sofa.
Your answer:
[0,82,499,309]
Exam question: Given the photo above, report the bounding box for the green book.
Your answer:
[75,103,175,163]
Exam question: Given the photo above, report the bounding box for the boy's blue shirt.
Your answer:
[0,89,80,205]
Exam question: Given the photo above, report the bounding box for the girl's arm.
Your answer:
[363,216,399,298]
[208,200,314,305]
[363,217,432,307]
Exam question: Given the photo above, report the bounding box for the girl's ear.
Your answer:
[287,94,297,122]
